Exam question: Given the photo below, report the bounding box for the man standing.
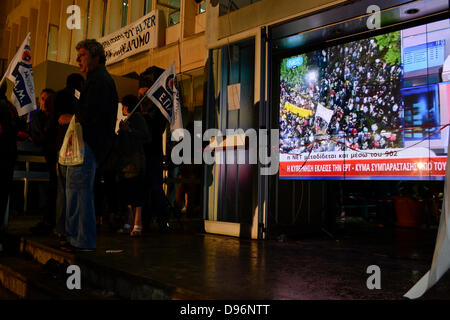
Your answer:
[60,39,118,250]
[53,73,84,238]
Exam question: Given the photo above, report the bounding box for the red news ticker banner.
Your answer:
[279,157,447,178]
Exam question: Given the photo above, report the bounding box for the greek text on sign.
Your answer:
[99,10,164,66]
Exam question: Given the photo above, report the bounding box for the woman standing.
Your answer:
[117,95,150,237]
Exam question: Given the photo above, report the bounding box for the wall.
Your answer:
[0,0,18,73]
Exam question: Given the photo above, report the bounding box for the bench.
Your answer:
[13,154,49,213]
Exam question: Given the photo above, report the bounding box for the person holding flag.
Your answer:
[0,32,36,252]
[138,84,171,233]
[134,63,184,232]
[116,94,150,237]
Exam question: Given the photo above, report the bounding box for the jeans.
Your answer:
[55,144,97,249]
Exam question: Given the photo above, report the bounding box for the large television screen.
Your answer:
[279,19,450,180]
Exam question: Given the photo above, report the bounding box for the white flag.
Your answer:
[145,63,184,141]
[314,103,334,124]
[404,136,450,299]
[115,102,126,135]
[2,33,37,117]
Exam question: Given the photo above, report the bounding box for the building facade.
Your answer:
[1,0,207,111]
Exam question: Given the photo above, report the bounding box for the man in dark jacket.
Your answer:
[59,39,118,250]
[0,82,19,252]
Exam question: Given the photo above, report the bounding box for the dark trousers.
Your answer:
[143,155,169,229]
[0,150,16,240]
[42,152,57,226]
[94,166,118,220]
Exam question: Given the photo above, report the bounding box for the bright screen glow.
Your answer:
[279,19,450,180]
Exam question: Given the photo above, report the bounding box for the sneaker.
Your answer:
[130,225,143,237]
[117,224,132,234]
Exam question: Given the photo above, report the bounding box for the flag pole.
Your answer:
[124,94,148,122]
[1,32,31,88]
[0,73,7,87]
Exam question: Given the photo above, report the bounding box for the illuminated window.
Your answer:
[169,11,180,26]
[157,0,180,26]
[144,0,153,14]
[121,0,129,27]
[199,0,206,13]
[46,24,59,61]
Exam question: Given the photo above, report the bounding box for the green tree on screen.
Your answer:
[374,31,401,65]
[280,54,308,86]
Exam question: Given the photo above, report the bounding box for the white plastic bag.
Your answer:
[58,115,84,166]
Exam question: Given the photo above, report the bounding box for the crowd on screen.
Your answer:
[280,37,404,155]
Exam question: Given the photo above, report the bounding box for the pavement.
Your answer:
[1,215,450,300]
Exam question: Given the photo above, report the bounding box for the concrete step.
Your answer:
[0,255,118,300]
[0,283,20,300]
[19,236,209,300]
[20,237,76,265]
